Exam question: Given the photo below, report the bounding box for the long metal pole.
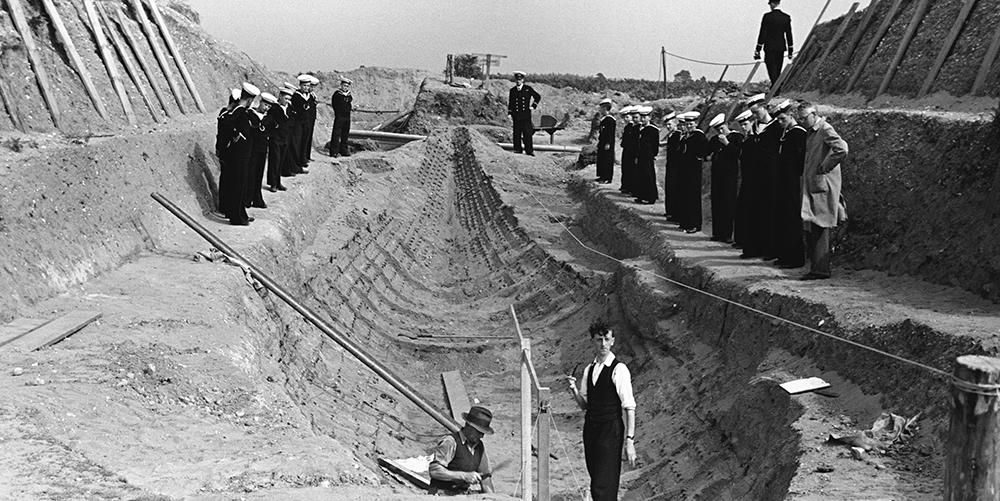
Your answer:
[150,192,461,434]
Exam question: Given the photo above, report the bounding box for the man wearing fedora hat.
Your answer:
[428,405,495,494]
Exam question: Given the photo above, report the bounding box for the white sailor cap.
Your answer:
[297,74,312,83]
[339,76,353,84]
[619,105,633,114]
[241,82,260,98]
[306,75,320,85]
[279,86,294,96]
[512,70,526,78]
[735,109,754,122]
[599,98,613,107]
[637,106,653,115]
[662,111,676,121]
[260,92,278,105]
[772,99,794,115]
[746,93,767,107]
[628,106,642,114]
[709,113,726,128]
[230,88,241,102]
[678,111,701,121]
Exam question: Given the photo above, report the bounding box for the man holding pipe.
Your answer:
[567,320,637,501]
[428,406,496,494]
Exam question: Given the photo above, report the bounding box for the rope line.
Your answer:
[498,162,954,381]
[662,49,759,67]
[950,377,1000,398]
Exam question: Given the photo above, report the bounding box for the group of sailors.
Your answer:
[598,93,822,271]
[214,74,321,226]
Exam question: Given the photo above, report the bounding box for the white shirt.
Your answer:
[579,353,636,410]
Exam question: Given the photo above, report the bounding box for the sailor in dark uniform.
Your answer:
[507,71,541,155]
[215,88,240,215]
[287,74,314,174]
[661,112,681,219]
[678,112,708,233]
[773,99,807,268]
[755,0,794,85]
[633,106,659,205]
[266,87,292,192]
[619,106,638,195]
[595,98,616,184]
[707,113,743,243]
[329,76,353,157]
[733,108,756,250]
[301,74,319,168]
[244,92,276,210]
[279,83,300,178]
[220,82,259,226]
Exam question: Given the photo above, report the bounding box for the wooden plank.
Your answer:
[6,311,101,351]
[802,2,860,91]
[972,20,1000,95]
[844,0,906,93]
[918,0,978,98]
[769,0,832,98]
[377,457,430,490]
[110,4,172,117]
[143,0,204,112]
[0,318,50,348]
[842,0,882,65]
[779,377,832,395]
[4,0,62,129]
[38,0,109,120]
[441,370,472,423]
[94,1,161,122]
[83,0,136,126]
[0,74,25,131]
[129,0,187,113]
[876,0,933,97]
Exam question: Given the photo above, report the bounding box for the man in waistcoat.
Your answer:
[508,71,542,156]
[567,320,637,501]
[428,406,496,495]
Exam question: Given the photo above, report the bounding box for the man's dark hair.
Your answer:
[589,319,612,338]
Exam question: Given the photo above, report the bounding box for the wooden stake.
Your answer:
[0,75,25,131]
[111,5,172,117]
[129,0,187,113]
[769,0,832,98]
[4,0,62,129]
[802,2,860,91]
[918,0,978,98]
[972,21,1000,95]
[39,0,109,120]
[520,339,531,501]
[537,387,550,501]
[844,0,906,93]
[82,0,135,126]
[143,0,204,112]
[841,0,882,65]
[945,355,1000,499]
[876,0,932,98]
[94,1,160,122]
[661,47,668,98]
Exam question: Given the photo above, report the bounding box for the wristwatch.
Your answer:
[626,435,634,440]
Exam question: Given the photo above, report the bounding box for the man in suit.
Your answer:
[796,101,848,280]
[755,0,794,85]
[595,98,616,184]
[329,76,353,157]
[508,71,541,156]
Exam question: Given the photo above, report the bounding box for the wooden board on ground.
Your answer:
[377,457,431,490]
[0,318,50,348]
[5,311,101,351]
[780,377,831,395]
[441,370,472,422]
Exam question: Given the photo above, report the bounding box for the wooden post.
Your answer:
[39,0,109,120]
[520,339,531,501]
[661,47,668,98]
[5,0,62,129]
[144,0,205,112]
[83,0,135,126]
[876,0,932,98]
[112,5,172,117]
[446,54,454,84]
[0,75,25,131]
[769,0,832,98]
[945,355,1000,499]
[844,0,906,93]
[802,2,860,91]
[130,0,187,113]
[842,0,882,65]
[918,0,978,98]
[95,1,161,122]
[537,387,550,501]
[972,22,1000,95]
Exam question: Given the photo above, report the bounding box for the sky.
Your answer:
[185,0,872,83]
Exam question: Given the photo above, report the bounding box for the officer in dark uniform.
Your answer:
[707,113,743,243]
[508,71,541,155]
[266,87,292,192]
[678,112,708,233]
[595,98,616,184]
[244,92,276,210]
[634,106,659,205]
[773,99,807,268]
[329,76,353,157]
[755,0,794,85]
[220,82,258,226]
[427,406,495,494]
[619,106,638,195]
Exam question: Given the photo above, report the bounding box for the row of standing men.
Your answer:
[595,94,848,279]
[215,74,321,226]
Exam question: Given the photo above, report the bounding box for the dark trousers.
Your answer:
[681,161,703,230]
[222,147,251,224]
[330,116,351,156]
[634,156,658,202]
[584,417,624,501]
[711,165,737,241]
[775,176,805,266]
[621,149,635,193]
[805,223,832,277]
[267,141,286,188]
[665,161,680,217]
[512,117,534,154]
[245,150,267,208]
[300,119,315,165]
[286,122,304,173]
[596,148,614,181]
[765,50,785,85]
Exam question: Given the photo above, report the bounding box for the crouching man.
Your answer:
[428,406,496,495]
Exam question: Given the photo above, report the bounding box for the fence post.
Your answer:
[538,387,550,501]
[945,355,1000,500]
[520,339,532,501]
